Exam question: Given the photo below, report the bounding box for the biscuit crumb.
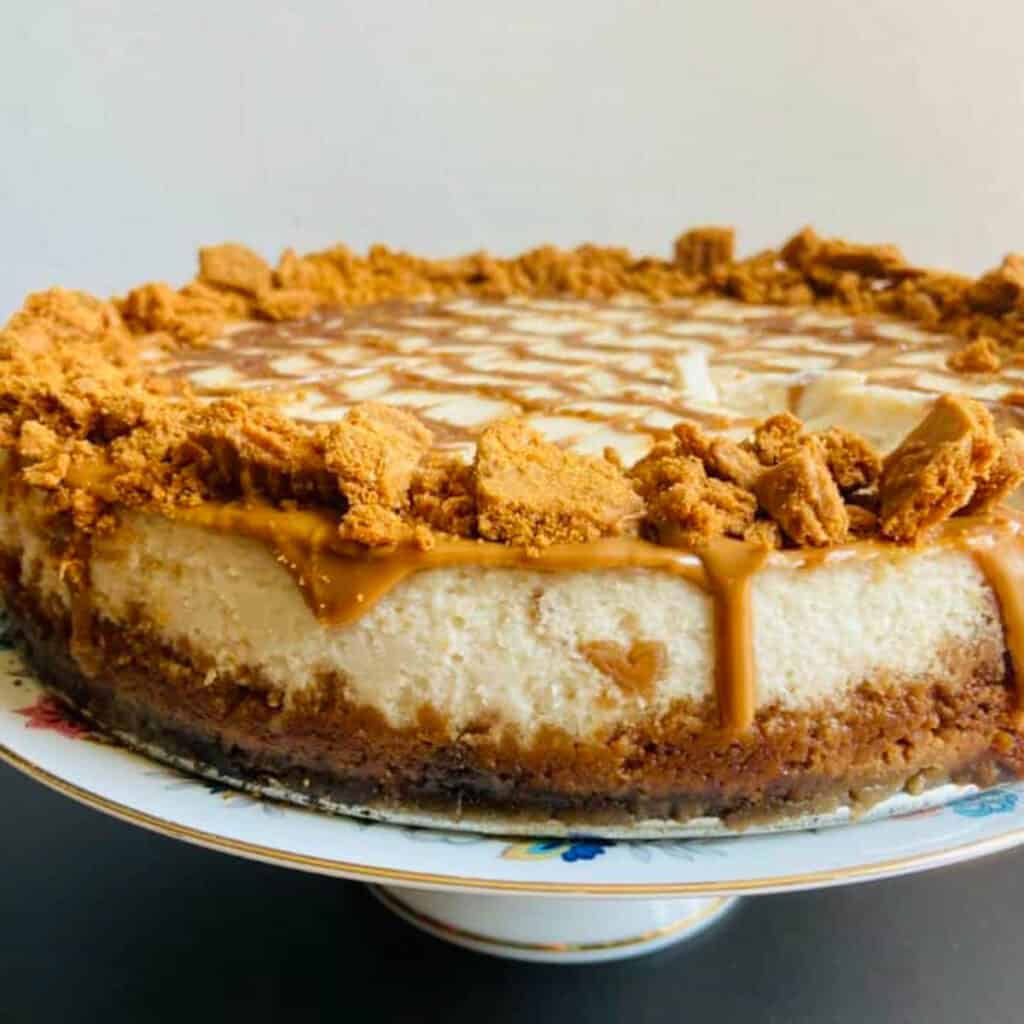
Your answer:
[672,421,763,489]
[966,254,1024,315]
[256,287,320,321]
[879,395,1000,542]
[674,227,735,275]
[817,427,882,492]
[337,504,419,548]
[845,504,879,539]
[963,429,1024,515]
[198,243,273,296]
[743,518,783,549]
[754,441,848,546]
[744,412,804,466]
[781,227,908,277]
[475,420,642,549]
[947,336,1002,374]
[629,447,756,547]
[410,454,477,537]
[17,421,63,464]
[323,403,432,508]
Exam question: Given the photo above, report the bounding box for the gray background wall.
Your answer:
[4,0,1024,315]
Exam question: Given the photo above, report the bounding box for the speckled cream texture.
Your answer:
[3,507,1002,740]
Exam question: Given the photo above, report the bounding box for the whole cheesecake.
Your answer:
[4,226,1024,834]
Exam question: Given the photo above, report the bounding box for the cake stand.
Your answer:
[3,643,1023,964]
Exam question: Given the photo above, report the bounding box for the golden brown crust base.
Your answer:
[6,569,1023,827]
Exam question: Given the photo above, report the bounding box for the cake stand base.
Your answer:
[370,886,739,963]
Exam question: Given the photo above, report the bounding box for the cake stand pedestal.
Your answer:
[371,886,738,963]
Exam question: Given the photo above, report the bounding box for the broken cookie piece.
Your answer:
[629,446,757,547]
[754,440,848,546]
[743,518,783,549]
[962,428,1024,515]
[322,403,433,509]
[845,503,879,539]
[744,412,804,466]
[410,453,477,537]
[947,336,1002,374]
[198,243,273,296]
[879,395,1000,542]
[817,426,882,493]
[673,226,735,275]
[475,419,642,548]
[672,420,763,489]
[966,253,1024,315]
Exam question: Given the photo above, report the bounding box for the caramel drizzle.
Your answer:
[174,502,707,618]
[152,298,1024,452]
[698,540,769,734]
[966,532,1024,723]
[171,502,1024,734]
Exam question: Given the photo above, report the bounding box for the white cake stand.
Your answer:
[3,646,1023,963]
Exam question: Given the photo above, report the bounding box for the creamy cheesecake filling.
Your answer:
[2,498,1011,742]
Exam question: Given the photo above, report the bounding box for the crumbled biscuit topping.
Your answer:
[4,227,1024,555]
[625,395,1018,549]
[754,442,849,547]
[674,227,735,275]
[878,395,1001,541]
[963,428,1024,515]
[947,336,1002,374]
[628,444,758,548]
[474,420,643,550]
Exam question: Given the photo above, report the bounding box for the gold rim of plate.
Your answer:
[4,740,1024,895]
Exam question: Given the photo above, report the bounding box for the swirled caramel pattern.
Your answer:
[144,296,1024,466]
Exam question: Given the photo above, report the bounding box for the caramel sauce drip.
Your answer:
[966,531,1024,718]
[171,502,1024,733]
[699,539,770,733]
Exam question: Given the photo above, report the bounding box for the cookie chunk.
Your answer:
[879,395,999,541]
[475,420,642,549]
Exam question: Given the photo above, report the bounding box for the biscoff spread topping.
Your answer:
[4,227,1024,553]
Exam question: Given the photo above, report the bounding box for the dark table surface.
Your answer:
[2,760,1021,1024]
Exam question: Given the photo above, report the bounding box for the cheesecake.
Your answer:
[4,226,1024,833]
